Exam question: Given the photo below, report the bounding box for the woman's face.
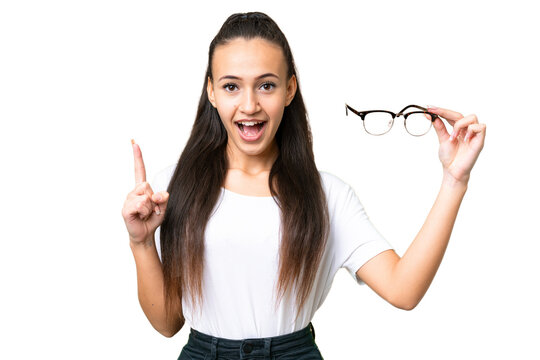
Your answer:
[207,37,297,160]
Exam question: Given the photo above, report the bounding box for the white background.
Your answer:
[1,0,539,359]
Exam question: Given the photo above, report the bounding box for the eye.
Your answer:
[223,83,238,92]
[260,81,276,91]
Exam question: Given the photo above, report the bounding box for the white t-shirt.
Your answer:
[151,164,393,339]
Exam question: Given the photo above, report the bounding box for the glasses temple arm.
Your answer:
[396,104,429,116]
[345,104,362,117]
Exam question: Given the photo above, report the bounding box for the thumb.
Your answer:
[151,191,169,226]
[431,116,450,143]
[151,191,169,215]
[147,191,169,231]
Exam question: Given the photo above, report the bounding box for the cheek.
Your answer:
[215,100,236,121]
[260,97,286,120]
[267,103,285,122]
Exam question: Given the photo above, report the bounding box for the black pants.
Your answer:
[178,322,323,360]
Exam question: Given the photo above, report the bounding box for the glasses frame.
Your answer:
[345,103,439,136]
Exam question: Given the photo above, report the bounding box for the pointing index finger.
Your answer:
[131,139,146,185]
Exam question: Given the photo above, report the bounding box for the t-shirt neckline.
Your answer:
[221,187,275,199]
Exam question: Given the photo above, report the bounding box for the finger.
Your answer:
[151,191,169,216]
[133,181,155,197]
[132,139,147,185]
[463,123,486,142]
[151,191,169,204]
[449,114,479,142]
[427,106,464,123]
[134,194,155,219]
[123,193,154,220]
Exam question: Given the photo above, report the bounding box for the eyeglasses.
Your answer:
[345,104,439,136]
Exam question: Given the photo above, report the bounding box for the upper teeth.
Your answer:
[238,121,263,126]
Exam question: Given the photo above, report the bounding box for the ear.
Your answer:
[207,77,216,108]
[285,74,297,107]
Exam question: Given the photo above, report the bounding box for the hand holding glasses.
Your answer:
[344,102,487,186]
[345,104,440,136]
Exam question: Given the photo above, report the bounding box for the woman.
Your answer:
[122,12,486,360]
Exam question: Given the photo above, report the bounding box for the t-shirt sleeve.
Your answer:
[326,173,394,285]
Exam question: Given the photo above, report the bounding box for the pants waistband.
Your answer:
[187,322,316,359]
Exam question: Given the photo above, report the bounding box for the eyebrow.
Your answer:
[218,73,279,82]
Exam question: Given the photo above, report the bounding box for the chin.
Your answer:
[239,144,267,156]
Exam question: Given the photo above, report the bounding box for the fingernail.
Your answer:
[449,131,455,141]
[131,139,135,145]
[427,105,438,110]
[463,133,469,142]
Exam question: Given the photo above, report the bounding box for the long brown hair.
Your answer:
[160,11,329,323]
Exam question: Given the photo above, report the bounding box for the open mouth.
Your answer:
[235,120,267,140]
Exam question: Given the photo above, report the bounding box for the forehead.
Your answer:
[212,37,287,79]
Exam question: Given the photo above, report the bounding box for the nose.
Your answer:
[238,89,259,114]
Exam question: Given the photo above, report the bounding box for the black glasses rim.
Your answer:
[345,103,437,118]
[346,103,436,136]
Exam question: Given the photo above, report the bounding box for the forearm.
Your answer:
[130,236,184,337]
[391,175,468,309]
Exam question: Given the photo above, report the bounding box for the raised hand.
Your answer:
[427,106,486,186]
[121,140,170,245]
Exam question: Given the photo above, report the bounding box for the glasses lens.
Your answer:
[363,112,393,135]
[405,112,432,136]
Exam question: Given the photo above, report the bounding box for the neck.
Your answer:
[226,141,279,175]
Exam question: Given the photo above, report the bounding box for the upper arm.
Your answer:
[355,249,403,307]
